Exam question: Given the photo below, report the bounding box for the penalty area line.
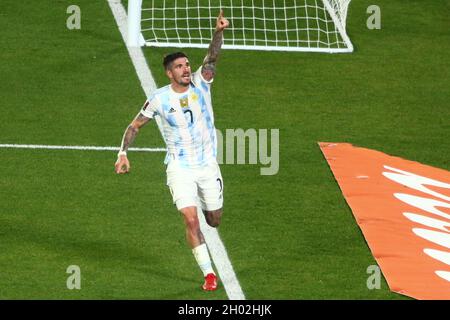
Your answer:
[0,144,166,152]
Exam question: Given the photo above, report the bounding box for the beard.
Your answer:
[177,80,190,86]
[177,74,191,86]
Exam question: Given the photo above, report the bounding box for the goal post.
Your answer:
[127,0,353,53]
[127,0,147,47]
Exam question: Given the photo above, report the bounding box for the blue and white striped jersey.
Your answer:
[140,67,217,168]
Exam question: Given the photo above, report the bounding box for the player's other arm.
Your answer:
[115,112,151,174]
[201,10,229,81]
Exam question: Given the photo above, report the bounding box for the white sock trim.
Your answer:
[192,243,215,277]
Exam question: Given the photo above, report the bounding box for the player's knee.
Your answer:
[203,208,223,228]
[181,207,200,230]
[185,216,200,231]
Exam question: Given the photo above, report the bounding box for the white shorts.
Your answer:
[166,160,224,211]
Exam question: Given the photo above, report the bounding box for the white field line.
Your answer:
[0,144,166,152]
[107,0,245,300]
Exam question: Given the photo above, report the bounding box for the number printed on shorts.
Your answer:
[216,178,223,192]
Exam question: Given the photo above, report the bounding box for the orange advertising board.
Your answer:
[319,142,450,299]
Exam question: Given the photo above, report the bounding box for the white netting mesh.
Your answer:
[139,0,352,52]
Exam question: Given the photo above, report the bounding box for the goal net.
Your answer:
[127,0,353,53]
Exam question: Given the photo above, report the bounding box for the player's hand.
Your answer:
[115,155,130,174]
[216,10,229,31]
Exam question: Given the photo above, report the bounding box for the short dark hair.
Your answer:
[163,52,188,70]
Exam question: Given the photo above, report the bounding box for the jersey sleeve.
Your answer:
[139,95,159,119]
[191,66,214,93]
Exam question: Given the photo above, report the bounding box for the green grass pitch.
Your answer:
[0,0,448,299]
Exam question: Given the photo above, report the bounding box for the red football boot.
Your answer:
[202,273,218,291]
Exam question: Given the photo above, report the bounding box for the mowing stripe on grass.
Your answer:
[107,0,245,300]
[0,144,166,152]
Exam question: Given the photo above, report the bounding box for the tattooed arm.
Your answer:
[201,10,229,81]
[115,112,151,174]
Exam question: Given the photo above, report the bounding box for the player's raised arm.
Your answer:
[201,10,229,81]
[115,112,151,174]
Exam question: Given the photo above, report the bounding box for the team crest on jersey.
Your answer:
[179,97,189,108]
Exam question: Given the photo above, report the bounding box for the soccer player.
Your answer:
[114,11,229,291]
